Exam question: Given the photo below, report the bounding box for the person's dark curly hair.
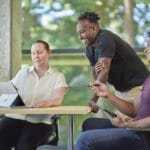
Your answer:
[78,11,100,23]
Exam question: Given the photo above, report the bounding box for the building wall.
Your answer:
[0,0,22,81]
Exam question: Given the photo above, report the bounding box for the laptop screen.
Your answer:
[0,82,18,107]
[0,82,17,95]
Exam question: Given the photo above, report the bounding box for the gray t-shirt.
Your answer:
[86,30,149,91]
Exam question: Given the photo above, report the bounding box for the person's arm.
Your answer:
[91,66,97,80]
[91,82,136,117]
[95,57,112,83]
[107,92,137,117]
[128,117,150,128]
[112,117,150,128]
[89,57,112,103]
[32,87,67,108]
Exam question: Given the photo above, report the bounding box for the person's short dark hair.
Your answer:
[33,40,50,52]
[78,11,100,24]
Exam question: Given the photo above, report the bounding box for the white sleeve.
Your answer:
[54,73,68,89]
[11,69,25,90]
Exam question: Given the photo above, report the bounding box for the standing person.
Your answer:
[76,31,150,150]
[0,40,68,150]
[76,11,149,130]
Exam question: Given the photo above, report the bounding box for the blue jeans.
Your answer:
[76,128,147,150]
[76,118,150,150]
[82,118,115,131]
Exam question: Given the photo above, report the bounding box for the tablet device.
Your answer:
[0,82,25,108]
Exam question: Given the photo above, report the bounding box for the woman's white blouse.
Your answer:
[6,66,68,124]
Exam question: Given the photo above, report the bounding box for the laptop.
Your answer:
[0,82,25,108]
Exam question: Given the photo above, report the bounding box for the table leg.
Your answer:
[68,114,74,150]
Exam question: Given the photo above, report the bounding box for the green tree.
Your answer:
[123,0,134,46]
[22,0,150,49]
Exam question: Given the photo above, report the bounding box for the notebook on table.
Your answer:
[0,82,26,108]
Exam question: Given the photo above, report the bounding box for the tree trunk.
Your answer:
[123,0,135,47]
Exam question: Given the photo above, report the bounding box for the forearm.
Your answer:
[92,63,108,83]
[47,98,63,107]
[92,67,97,80]
[90,93,100,102]
[94,57,111,83]
[107,92,135,117]
[92,61,109,83]
[33,87,66,108]
[116,117,150,128]
[33,97,63,108]
[96,69,108,84]
[91,68,107,102]
[47,88,66,107]
[132,117,150,128]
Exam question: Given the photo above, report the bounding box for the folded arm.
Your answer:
[90,57,112,103]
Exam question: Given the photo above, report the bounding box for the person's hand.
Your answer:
[95,61,105,74]
[89,82,109,97]
[111,116,125,126]
[88,100,99,113]
[110,112,133,128]
[111,119,132,128]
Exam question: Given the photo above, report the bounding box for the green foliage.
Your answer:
[22,0,150,49]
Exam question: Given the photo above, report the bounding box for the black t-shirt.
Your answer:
[86,30,149,92]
